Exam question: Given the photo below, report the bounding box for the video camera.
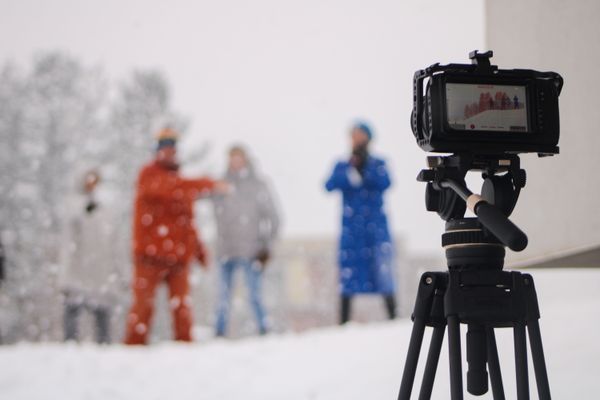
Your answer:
[412,50,563,155]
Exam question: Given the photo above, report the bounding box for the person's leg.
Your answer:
[383,294,397,320]
[124,263,162,345]
[340,295,352,325]
[64,292,82,341]
[243,260,268,335]
[93,304,111,344]
[166,264,193,342]
[215,260,235,337]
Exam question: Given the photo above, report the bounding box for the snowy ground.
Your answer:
[0,268,598,400]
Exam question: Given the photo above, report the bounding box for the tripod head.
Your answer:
[411,154,537,397]
[417,153,528,259]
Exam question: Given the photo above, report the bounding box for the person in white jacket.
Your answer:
[61,169,118,343]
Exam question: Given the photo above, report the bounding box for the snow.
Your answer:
[0,268,598,400]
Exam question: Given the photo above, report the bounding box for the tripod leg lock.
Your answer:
[412,272,447,327]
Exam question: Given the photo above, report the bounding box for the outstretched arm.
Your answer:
[179,177,217,200]
[137,168,216,202]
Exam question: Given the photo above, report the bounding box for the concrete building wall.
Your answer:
[486,0,600,264]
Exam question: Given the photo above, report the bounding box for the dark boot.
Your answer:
[340,295,352,325]
[94,305,111,344]
[64,301,81,342]
[383,294,397,320]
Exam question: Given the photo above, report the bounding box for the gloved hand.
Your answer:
[195,239,210,269]
[255,249,270,269]
[213,180,232,195]
[350,144,369,175]
[85,200,98,214]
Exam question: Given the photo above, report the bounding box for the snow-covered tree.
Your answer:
[0,53,106,341]
[0,54,188,342]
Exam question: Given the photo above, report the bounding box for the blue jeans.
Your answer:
[215,258,268,336]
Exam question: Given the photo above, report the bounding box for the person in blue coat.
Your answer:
[325,121,397,324]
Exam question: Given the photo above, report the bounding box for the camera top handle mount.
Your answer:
[418,152,528,253]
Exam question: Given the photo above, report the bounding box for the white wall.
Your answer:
[486,0,600,263]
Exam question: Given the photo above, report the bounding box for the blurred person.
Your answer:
[212,145,280,337]
[61,169,117,344]
[124,128,228,345]
[0,235,3,344]
[325,121,397,324]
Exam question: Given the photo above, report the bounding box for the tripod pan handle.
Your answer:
[468,195,528,251]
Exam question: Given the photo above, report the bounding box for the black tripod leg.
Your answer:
[418,324,446,400]
[527,320,551,400]
[466,324,488,396]
[399,273,444,400]
[486,327,506,400]
[514,322,530,400]
[398,317,427,400]
[447,315,464,400]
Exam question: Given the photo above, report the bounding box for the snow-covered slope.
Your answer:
[0,269,598,400]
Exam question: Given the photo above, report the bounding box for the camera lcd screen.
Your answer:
[446,83,528,132]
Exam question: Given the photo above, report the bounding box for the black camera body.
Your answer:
[412,51,563,155]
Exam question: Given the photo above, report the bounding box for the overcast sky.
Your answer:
[1,0,485,254]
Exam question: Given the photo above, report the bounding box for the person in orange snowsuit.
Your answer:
[124,128,227,345]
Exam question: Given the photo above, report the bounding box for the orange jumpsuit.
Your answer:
[125,160,215,345]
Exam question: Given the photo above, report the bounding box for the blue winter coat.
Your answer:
[325,156,395,295]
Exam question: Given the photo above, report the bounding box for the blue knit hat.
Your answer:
[155,127,178,151]
[352,121,373,141]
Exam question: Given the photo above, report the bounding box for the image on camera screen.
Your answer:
[446,83,528,132]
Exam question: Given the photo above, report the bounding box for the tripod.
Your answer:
[397,154,551,400]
